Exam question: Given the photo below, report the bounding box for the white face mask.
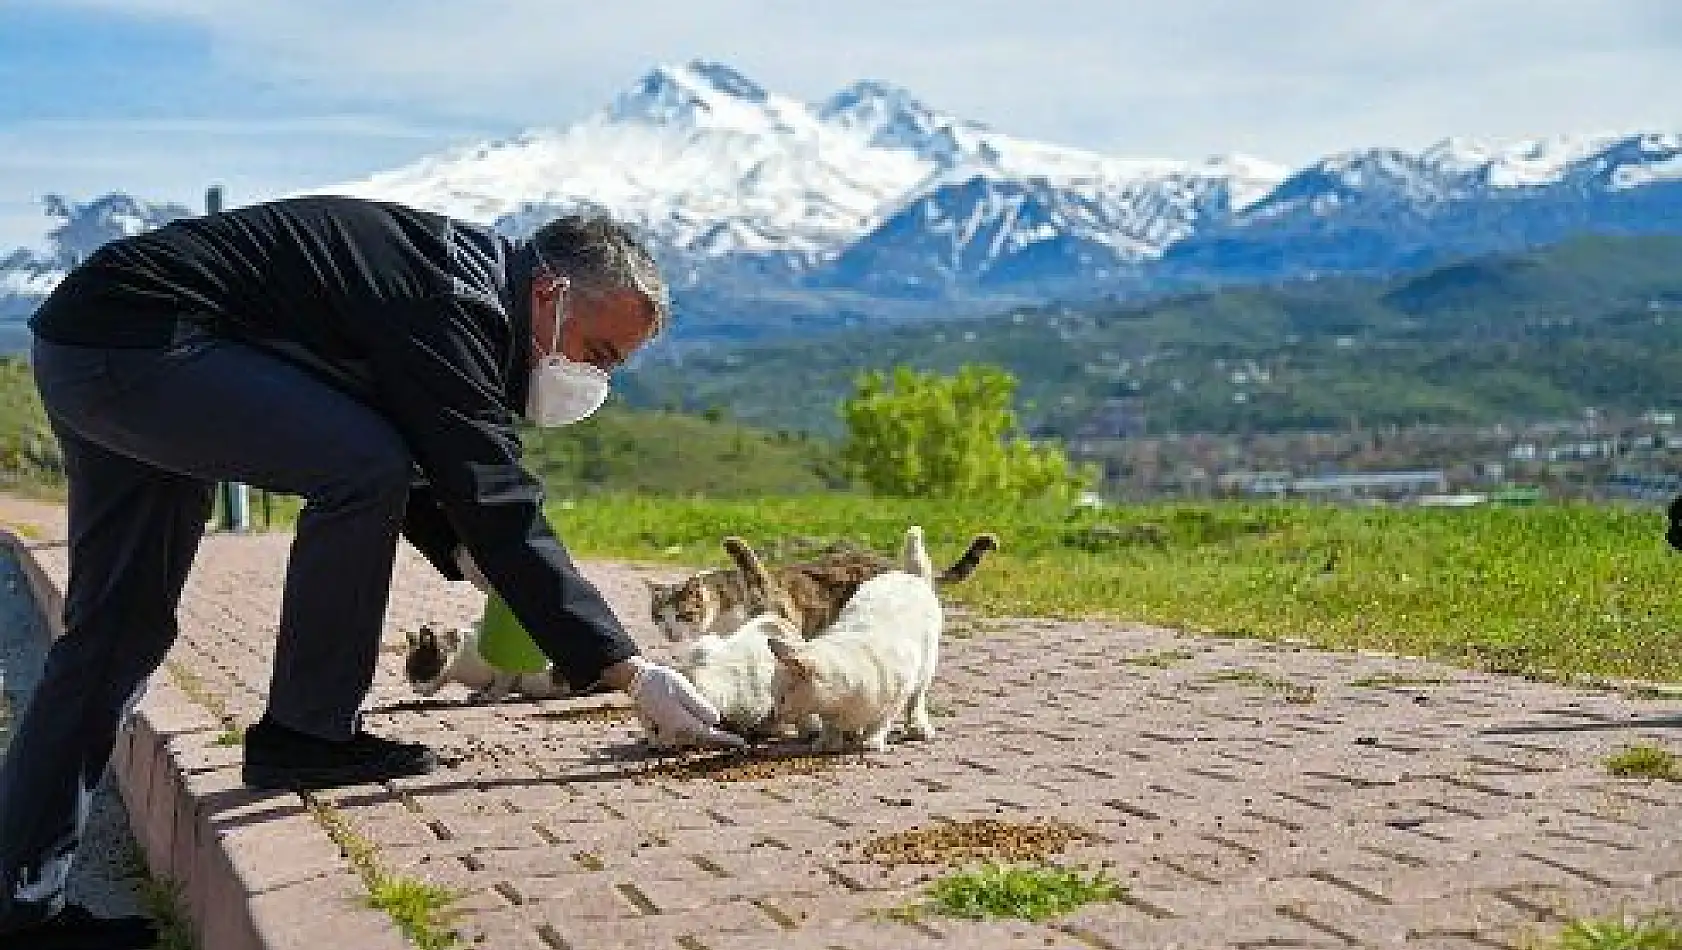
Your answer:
[525,285,612,428]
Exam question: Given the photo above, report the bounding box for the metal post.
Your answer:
[205,185,250,532]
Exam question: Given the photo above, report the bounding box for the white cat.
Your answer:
[645,612,805,747]
[402,625,577,703]
[641,537,813,749]
[765,525,944,754]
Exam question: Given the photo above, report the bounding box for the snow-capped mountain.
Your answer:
[1164,132,1682,280]
[826,154,1283,296]
[2,60,1679,347]
[0,194,193,322]
[322,60,1279,287]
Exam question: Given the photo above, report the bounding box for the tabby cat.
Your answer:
[646,532,997,641]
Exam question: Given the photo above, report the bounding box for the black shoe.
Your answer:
[241,716,438,790]
[0,903,158,949]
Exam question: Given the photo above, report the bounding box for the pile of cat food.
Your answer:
[849,818,1099,867]
[638,746,867,783]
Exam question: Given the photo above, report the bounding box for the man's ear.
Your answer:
[532,260,568,296]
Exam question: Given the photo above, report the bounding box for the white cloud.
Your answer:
[39,0,1680,161]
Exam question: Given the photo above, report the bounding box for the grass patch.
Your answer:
[0,518,41,540]
[1604,744,1681,781]
[896,863,1124,923]
[303,793,463,949]
[1621,683,1682,701]
[1348,674,1457,687]
[1530,911,1682,949]
[135,875,196,950]
[367,877,463,950]
[162,660,236,732]
[124,846,195,950]
[1207,667,1318,704]
[1119,648,1196,668]
[542,495,1682,683]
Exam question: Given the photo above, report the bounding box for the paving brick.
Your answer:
[245,872,408,950]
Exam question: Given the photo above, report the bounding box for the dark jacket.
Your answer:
[30,195,638,687]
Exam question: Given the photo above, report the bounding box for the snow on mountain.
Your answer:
[1242,131,1682,221]
[816,80,987,159]
[827,159,1286,296]
[318,59,1282,275]
[1162,130,1682,282]
[324,61,931,263]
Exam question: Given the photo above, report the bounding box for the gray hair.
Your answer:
[531,213,672,334]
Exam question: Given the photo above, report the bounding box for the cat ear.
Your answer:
[767,638,814,679]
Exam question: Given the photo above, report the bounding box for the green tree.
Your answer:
[840,364,1094,501]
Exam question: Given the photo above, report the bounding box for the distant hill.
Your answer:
[524,405,843,497]
[0,360,841,498]
[621,234,1682,436]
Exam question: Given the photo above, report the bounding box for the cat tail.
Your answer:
[934,533,1000,586]
[900,525,935,583]
[722,536,788,620]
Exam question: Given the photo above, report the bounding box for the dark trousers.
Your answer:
[0,326,413,928]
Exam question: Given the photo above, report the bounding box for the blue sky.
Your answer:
[3,0,1678,250]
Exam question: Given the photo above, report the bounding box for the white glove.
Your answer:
[624,656,746,749]
[454,547,490,592]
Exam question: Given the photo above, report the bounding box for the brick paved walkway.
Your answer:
[4,499,1680,949]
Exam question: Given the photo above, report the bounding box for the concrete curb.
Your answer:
[0,529,409,950]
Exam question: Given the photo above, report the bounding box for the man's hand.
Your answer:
[613,656,745,749]
[454,547,491,592]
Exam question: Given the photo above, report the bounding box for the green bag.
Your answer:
[474,591,550,673]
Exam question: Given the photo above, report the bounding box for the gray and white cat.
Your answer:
[760,525,944,753]
[402,625,577,703]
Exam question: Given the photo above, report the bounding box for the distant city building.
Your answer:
[1606,469,1682,503]
[1222,469,1448,499]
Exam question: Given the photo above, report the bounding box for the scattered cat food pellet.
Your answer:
[637,747,870,783]
[534,705,638,725]
[849,818,1099,866]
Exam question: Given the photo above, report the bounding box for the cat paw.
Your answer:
[902,721,936,741]
[859,735,891,753]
